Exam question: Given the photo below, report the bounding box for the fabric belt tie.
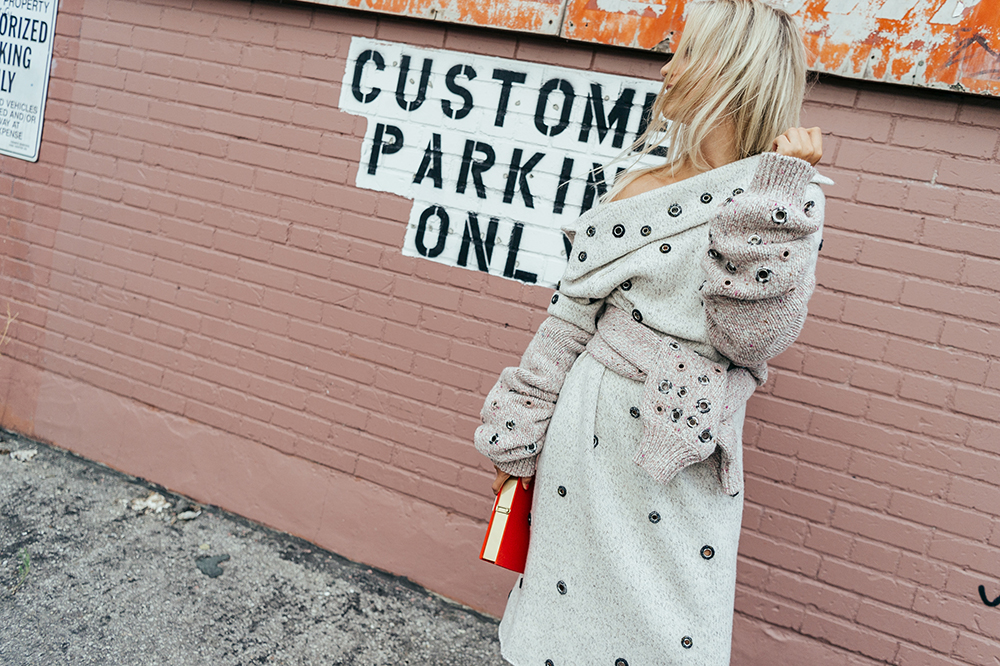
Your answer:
[585,305,756,495]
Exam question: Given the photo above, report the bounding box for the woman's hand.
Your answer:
[773,127,823,166]
[492,465,533,495]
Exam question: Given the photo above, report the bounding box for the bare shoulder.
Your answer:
[611,171,667,203]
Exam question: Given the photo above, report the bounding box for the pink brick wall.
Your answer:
[1,0,999,662]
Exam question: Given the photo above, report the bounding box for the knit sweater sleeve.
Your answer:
[701,153,824,370]
[473,293,602,477]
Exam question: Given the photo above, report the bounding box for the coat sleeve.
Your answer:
[474,292,603,477]
[701,153,824,370]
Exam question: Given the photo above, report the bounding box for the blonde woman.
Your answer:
[476,0,827,663]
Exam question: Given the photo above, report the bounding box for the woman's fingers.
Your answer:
[773,127,823,166]
[492,466,511,495]
[521,476,533,490]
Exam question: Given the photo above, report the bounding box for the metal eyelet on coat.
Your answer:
[660,243,671,253]
[506,420,515,430]
[670,408,682,422]
[698,375,710,385]
[578,251,587,261]
[686,415,698,428]
[632,309,642,323]
[756,268,772,283]
[556,580,567,595]
[698,428,713,443]
[551,294,559,304]
[676,386,688,398]
[640,225,651,236]
[612,224,625,237]
[586,226,596,236]
[630,406,640,418]
[733,187,744,196]
[525,442,537,453]
[616,658,629,666]
[771,207,788,224]
[696,399,711,413]
[708,248,721,260]
[748,234,762,245]
[681,636,693,649]
[658,379,672,394]
[593,435,599,448]
[648,511,660,524]
[701,545,715,559]
[620,279,632,291]
[725,261,737,273]
[489,433,499,444]
[557,486,566,497]
[546,661,555,666]
[668,203,682,217]
[700,192,712,204]
[668,341,680,350]
[804,200,815,215]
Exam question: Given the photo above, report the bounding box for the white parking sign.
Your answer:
[0,0,57,162]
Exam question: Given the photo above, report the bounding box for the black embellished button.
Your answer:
[632,309,642,323]
[681,636,693,649]
[640,225,651,236]
[578,251,587,262]
[593,435,599,447]
[506,420,515,430]
[756,268,771,283]
[804,200,815,215]
[612,224,625,238]
[557,485,567,497]
[733,187,744,195]
[701,545,715,560]
[490,433,499,444]
[725,261,737,273]
[551,294,559,304]
[698,375,710,385]
[630,406,640,418]
[771,207,788,224]
[696,399,711,413]
[621,279,632,291]
[586,225,596,236]
[660,243,671,253]
[648,511,660,524]
[658,379,672,394]
[686,415,699,428]
[707,248,721,260]
[670,408,682,422]
[616,660,629,666]
[556,580,567,595]
[698,428,713,443]
[748,234,762,245]
[700,192,712,204]
[668,203,682,217]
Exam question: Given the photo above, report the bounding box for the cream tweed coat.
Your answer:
[476,153,828,665]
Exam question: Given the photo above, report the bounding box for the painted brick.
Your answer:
[799,612,900,662]
[856,600,958,653]
[831,504,931,552]
[816,260,905,302]
[835,139,938,181]
[857,238,963,283]
[841,297,943,342]
[883,338,989,383]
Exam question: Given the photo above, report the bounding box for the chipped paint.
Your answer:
[317,0,999,96]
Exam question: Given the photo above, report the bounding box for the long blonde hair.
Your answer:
[607,0,807,199]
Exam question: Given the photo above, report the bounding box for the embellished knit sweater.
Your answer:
[475,152,828,492]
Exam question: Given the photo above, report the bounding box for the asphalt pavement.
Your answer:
[0,429,507,665]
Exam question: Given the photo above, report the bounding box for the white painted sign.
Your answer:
[0,0,57,162]
[338,37,665,288]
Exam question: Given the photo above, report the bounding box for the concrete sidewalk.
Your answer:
[0,430,506,665]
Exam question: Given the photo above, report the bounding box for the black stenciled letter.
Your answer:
[552,156,574,215]
[504,223,537,283]
[581,163,607,213]
[579,84,635,149]
[352,49,385,103]
[534,78,575,137]
[503,149,545,208]
[492,69,527,128]
[413,133,444,189]
[367,123,404,176]
[396,55,433,112]
[457,140,496,199]
[415,205,449,258]
[457,212,499,272]
[635,91,668,157]
[442,64,477,120]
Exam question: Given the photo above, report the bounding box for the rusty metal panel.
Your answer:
[312,0,563,35]
[561,0,1000,96]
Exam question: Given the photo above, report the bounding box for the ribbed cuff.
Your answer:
[750,153,816,200]
[495,456,537,478]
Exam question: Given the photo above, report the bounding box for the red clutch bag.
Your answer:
[479,477,534,573]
